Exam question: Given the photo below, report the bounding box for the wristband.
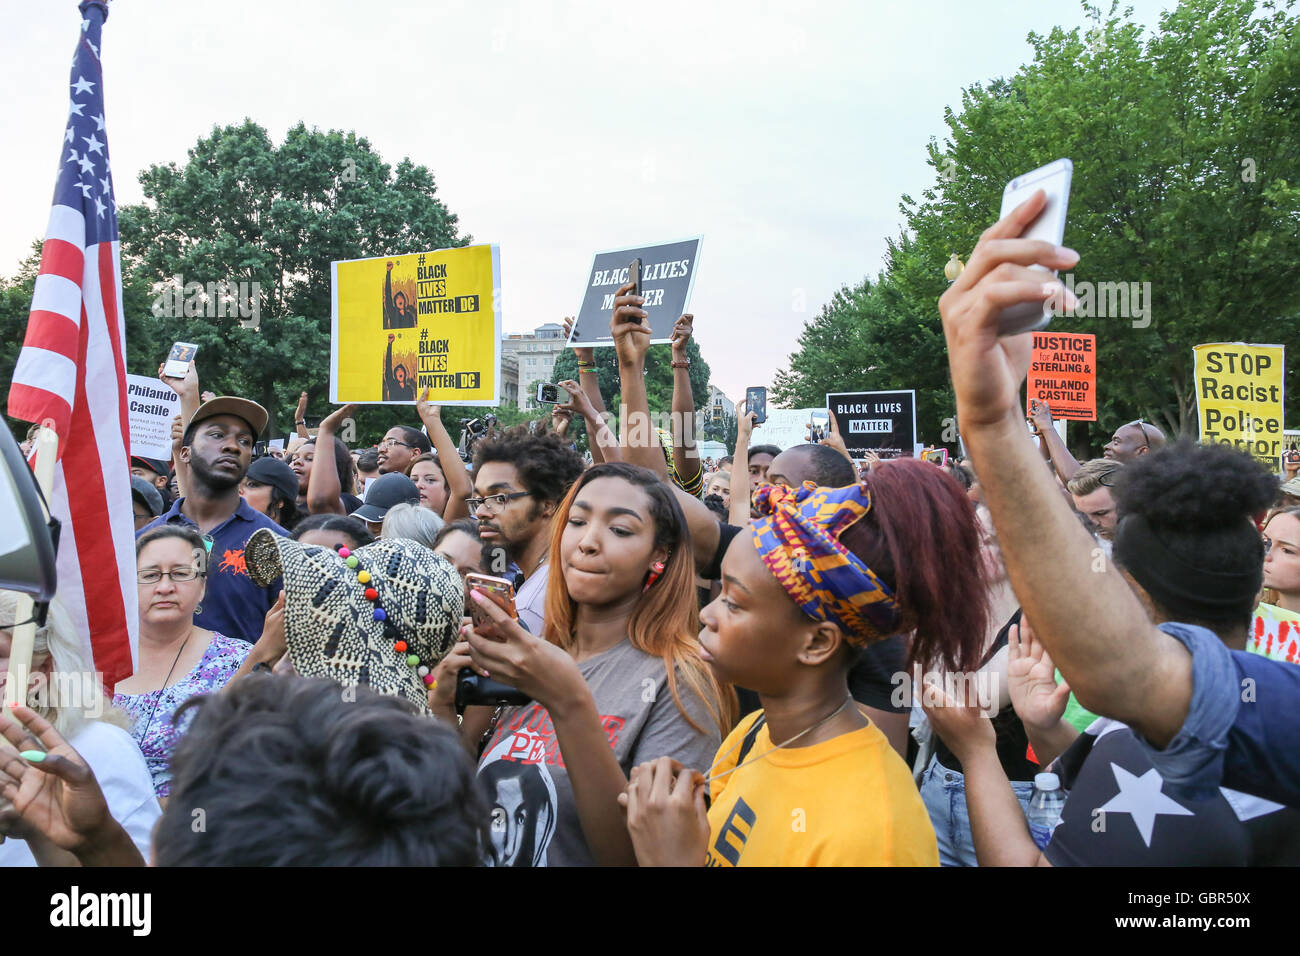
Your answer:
[671,360,690,369]
[579,366,598,374]
[295,419,307,426]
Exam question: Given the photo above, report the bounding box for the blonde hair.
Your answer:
[0,591,128,737]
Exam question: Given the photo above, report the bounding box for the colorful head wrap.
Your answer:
[750,481,902,645]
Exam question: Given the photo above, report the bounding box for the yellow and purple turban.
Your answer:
[750,481,902,645]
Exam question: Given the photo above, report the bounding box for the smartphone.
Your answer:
[809,410,829,444]
[997,158,1073,336]
[535,382,568,405]
[745,386,767,425]
[628,257,643,323]
[465,573,517,629]
[163,342,199,379]
[922,448,949,467]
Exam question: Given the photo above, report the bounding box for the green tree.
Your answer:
[776,0,1300,452]
[117,119,469,441]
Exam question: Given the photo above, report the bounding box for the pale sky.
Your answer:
[1,0,1174,403]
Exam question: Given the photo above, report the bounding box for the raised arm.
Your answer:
[293,391,310,440]
[417,388,472,521]
[558,380,620,463]
[1029,400,1080,482]
[669,314,702,491]
[728,406,756,528]
[609,281,665,479]
[307,404,355,515]
[938,190,1191,748]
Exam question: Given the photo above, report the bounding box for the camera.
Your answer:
[455,668,532,713]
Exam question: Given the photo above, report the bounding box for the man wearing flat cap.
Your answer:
[139,396,287,643]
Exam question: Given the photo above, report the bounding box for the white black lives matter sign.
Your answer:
[568,238,702,347]
[826,390,917,458]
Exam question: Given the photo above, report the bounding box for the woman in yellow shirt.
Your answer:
[622,459,991,866]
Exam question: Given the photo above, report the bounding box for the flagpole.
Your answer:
[2,427,60,721]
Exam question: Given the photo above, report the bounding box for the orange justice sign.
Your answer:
[1028,332,1097,421]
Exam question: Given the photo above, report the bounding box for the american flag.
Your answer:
[7,0,136,692]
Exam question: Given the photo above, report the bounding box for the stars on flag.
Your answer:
[71,75,95,95]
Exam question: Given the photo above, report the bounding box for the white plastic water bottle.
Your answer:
[1027,772,1067,849]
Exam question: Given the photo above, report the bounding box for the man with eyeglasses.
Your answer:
[470,431,584,634]
[377,425,430,475]
[1103,419,1166,463]
[139,397,285,643]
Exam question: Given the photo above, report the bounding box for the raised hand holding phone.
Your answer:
[995,159,1073,336]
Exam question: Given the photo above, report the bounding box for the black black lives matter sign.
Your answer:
[569,238,702,347]
[826,390,917,458]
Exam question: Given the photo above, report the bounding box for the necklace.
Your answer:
[701,695,857,788]
[138,627,194,742]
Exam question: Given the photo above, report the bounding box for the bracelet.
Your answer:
[579,366,598,374]
[576,361,595,369]
[671,360,690,369]
[295,419,307,426]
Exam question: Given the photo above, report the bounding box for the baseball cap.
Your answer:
[245,456,300,502]
[353,472,420,523]
[131,475,165,517]
[130,456,169,478]
[185,396,269,442]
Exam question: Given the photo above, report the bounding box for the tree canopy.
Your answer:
[774,0,1300,454]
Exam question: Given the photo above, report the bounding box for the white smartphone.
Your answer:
[536,382,568,405]
[163,341,199,379]
[997,158,1073,336]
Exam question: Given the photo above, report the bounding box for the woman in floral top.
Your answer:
[115,526,250,801]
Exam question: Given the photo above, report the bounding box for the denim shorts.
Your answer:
[919,753,1034,867]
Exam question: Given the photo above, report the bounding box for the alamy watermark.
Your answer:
[151,274,261,329]
[1050,273,1151,329]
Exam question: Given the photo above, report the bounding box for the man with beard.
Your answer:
[470,431,584,634]
[139,397,285,643]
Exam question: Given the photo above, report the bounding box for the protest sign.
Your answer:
[126,374,180,460]
[569,238,702,347]
[1193,343,1285,465]
[752,407,825,450]
[331,245,501,405]
[826,390,917,458]
[1284,429,1299,473]
[1028,332,1096,421]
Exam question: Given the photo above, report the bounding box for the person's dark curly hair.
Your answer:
[473,431,585,507]
[154,676,488,866]
[1111,440,1276,630]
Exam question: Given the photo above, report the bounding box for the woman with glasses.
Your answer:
[113,526,251,802]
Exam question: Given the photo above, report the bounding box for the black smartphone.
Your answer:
[746,386,767,425]
[628,257,643,322]
[455,668,532,714]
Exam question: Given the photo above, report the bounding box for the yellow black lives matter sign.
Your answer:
[330,245,501,405]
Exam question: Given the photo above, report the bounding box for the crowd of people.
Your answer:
[3,193,1300,868]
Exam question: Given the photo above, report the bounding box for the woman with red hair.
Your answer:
[622,458,990,866]
[431,462,735,867]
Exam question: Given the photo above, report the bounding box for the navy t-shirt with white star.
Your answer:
[1045,718,1300,866]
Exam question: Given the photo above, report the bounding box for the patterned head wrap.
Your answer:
[750,481,902,645]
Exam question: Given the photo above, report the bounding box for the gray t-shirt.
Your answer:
[476,638,721,867]
[516,562,549,635]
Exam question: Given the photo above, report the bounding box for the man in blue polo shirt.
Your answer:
[139,396,285,643]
